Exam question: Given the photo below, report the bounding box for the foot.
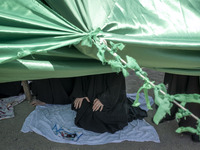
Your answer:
[30,99,46,106]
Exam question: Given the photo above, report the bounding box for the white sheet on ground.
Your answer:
[21,93,160,145]
[0,94,25,120]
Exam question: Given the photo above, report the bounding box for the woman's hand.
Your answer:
[74,97,90,109]
[92,98,104,112]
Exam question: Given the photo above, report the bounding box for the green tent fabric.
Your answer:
[0,0,200,83]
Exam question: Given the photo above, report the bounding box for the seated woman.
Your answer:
[30,78,74,106]
[70,72,147,133]
[164,73,200,142]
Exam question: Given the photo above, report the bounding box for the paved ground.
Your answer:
[0,68,200,150]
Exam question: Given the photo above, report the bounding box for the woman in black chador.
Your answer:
[31,78,74,105]
[164,73,200,142]
[70,72,147,133]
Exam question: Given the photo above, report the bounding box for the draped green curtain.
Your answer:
[0,0,200,83]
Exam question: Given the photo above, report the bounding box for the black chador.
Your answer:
[70,72,147,133]
[0,81,22,98]
[164,73,200,141]
[31,78,74,104]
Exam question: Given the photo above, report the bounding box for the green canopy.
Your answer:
[0,0,200,83]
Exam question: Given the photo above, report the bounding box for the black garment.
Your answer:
[164,73,200,141]
[70,72,147,133]
[164,73,200,127]
[31,78,74,104]
[0,82,22,98]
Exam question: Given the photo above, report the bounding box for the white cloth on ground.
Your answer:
[21,93,160,145]
[0,94,25,120]
[127,93,154,111]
